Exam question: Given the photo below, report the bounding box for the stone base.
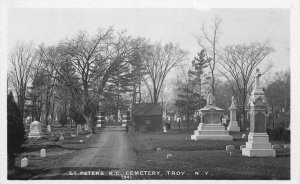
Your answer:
[191,135,233,140]
[242,148,276,157]
[191,123,233,141]
[242,132,276,157]
[229,132,242,140]
[28,132,42,138]
[227,121,240,132]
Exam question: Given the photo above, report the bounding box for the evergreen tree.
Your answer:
[7,91,26,170]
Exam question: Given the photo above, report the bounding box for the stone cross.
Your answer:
[255,68,262,89]
[207,93,216,105]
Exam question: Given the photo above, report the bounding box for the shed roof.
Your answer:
[132,103,162,116]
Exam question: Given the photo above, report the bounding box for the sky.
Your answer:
[7,8,290,72]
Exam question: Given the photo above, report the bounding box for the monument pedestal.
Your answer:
[191,123,233,140]
[227,121,240,132]
[242,133,275,157]
[28,120,43,138]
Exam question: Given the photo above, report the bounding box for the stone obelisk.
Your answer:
[242,69,275,157]
[227,96,240,132]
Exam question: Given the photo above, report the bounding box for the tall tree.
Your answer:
[39,28,144,133]
[8,42,36,122]
[143,42,187,103]
[7,91,26,170]
[193,16,221,95]
[218,42,274,128]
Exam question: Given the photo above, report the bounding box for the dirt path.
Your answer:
[63,126,135,170]
[34,126,136,179]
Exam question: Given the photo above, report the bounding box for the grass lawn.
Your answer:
[8,125,95,180]
[127,131,290,180]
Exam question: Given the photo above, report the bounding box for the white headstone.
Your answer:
[242,134,247,139]
[167,154,173,159]
[157,148,162,152]
[21,157,28,167]
[59,135,64,140]
[284,144,290,150]
[226,145,235,151]
[84,124,89,131]
[71,134,76,138]
[28,120,42,138]
[40,149,46,158]
[163,126,167,133]
[77,124,82,134]
[79,140,83,143]
[47,125,51,132]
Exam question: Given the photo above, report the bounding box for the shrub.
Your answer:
[269,127,284,141]
[282,130,290,143]
[7,91,26,169]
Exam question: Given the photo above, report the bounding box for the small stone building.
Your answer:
[132,103,162,131]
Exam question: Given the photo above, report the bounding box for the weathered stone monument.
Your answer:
[21,157,28,168]
[242,69,275,157]
[28,120,43,138]
[40,149,46,158]
[47,124,51,132]
[191,93,233,140]
[227,96,240,132]
[76,124,82,135]
[84,124,89,131]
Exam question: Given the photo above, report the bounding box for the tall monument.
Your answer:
[242,69,275,157]
[227,96,240,132]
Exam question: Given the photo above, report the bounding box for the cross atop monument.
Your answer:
[207,92,216,105]
[255,68,262,89]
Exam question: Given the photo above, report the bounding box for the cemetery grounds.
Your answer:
[9,124,290,180]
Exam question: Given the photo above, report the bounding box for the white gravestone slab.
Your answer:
[157,148,162,152]
[21,157,28,167]
[84,124,89,131]
[28,120,42,138]
[77,124,82,134]
[284,144,290,149]
[167,154,173,159]
[226,145,235,151]
[59,135,64,140]
[47,125,51,132]
[40,149,46,158]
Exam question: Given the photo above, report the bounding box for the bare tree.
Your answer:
[218,42,274,128]
[143,42,188,103]
[39,28,145,133]
[8,41,36,122]
[193,16,222,95]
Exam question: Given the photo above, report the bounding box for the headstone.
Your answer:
[240,145,246,150]
[167,154,173,159]
[79,140,83,143]
[71,133,76,138]
[163,126,167,133]
[59,135,64,140]
[40,149,46,158]
[157,148,162,152]
[47,125,51,132]
[21,157,28,167]
[222,118,227,125]
[226,145,235,151]
[77,124,82,134]
[28,120,43,138]
[284,144,290,150]
[242,69,275,157]
[242,134,247,139]
[227,96,240,132]
[84,124,89,131]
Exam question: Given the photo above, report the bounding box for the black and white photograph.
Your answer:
[1,0,299,182]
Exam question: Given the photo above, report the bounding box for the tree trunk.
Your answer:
[8,155,16,170]
[84,114,95,134]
